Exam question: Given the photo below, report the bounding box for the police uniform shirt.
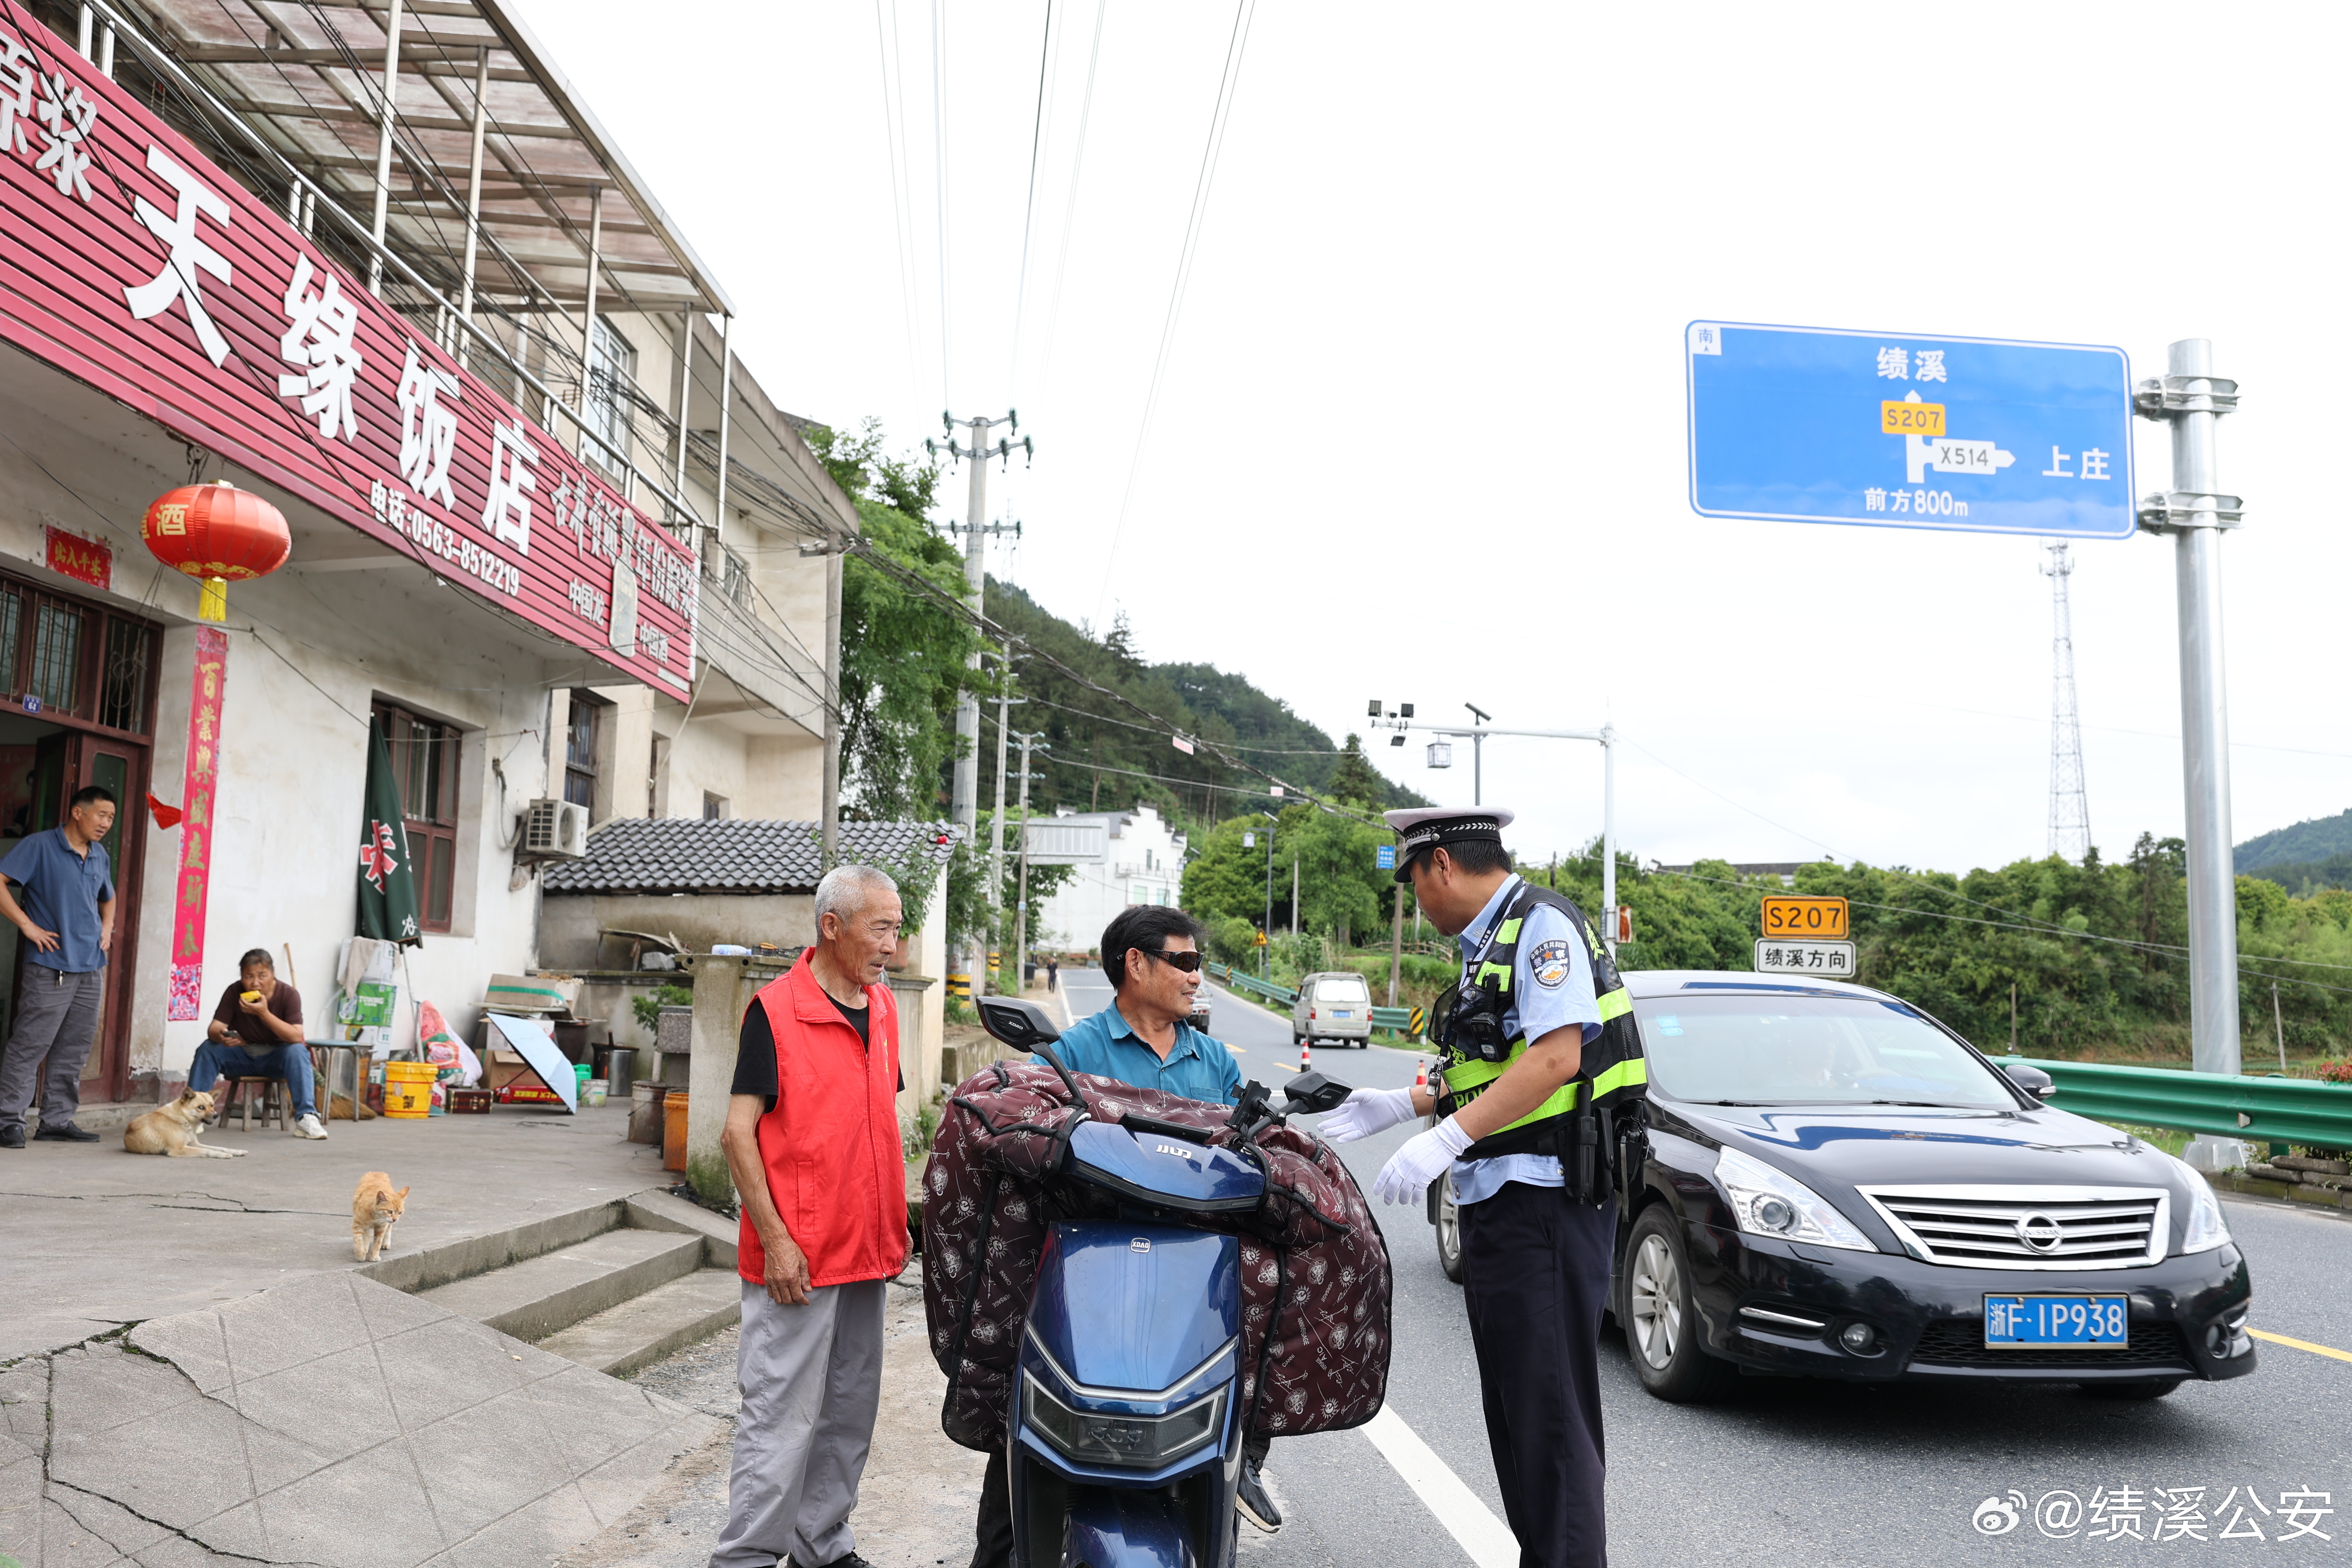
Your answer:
[1449,873,1603,1205]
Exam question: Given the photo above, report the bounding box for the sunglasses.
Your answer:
[1137,947,1204,974]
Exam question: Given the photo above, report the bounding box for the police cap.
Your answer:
[1382,806,1515,882]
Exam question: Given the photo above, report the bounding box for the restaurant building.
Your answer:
[0,0,857,1108]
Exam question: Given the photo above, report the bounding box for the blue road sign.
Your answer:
[1375,845,1396,870]
[1687,322,2134,538]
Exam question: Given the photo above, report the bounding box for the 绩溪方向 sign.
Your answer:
[1687,322,2134,539]
[1754,939,1856,978]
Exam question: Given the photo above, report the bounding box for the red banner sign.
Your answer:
[0,4,694,691]
[166,625,225,1021]
[43,524,110,589]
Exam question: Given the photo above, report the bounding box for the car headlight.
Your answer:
[2162,1148,2232,1255]
[1021,1373,1224,1469]
[1714,1146,1877,1253]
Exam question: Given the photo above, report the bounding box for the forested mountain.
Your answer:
[977,578,1427,835]
[2237,808,2352,872]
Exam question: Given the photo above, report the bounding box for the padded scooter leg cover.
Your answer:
[920,1061,1393,1452]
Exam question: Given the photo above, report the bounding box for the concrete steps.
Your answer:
[541,1268,745,1377]
[398,1188,744,1375]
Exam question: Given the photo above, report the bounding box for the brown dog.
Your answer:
[124,1090,246,1158]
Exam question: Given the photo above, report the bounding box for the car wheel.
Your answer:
[1433,1172,1464,1283]
[1623,1208,1738,1403]
[2079,1378,2184,1401]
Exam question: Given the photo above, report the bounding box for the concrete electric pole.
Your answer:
[926,411,1032,997]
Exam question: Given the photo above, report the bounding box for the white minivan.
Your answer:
[1291,971,1373,1048]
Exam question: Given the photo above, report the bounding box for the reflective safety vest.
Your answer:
[1434,881,1648,1167]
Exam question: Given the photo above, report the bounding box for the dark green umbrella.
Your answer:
[356,722,422,944]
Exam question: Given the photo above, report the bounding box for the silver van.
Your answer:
[1291,970,1373,1048]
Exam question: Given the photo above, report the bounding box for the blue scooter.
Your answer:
[974,995,1353,1568]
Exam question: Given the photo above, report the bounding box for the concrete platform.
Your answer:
[0,1271,720,1567]
[0,1100,671,1365]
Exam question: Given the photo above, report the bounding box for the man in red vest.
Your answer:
[712,864,909,1568]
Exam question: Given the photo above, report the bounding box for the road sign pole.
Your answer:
[2153,339,2244,1167]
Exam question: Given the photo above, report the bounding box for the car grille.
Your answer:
[1910,1319,2194,1370]
[1854,1185,2169,1270]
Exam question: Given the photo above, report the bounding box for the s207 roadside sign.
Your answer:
[1686,322,2135,539]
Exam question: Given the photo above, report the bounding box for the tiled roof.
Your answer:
[542,819,961,895]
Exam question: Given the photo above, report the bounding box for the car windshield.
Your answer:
[1316,980,1369,1002]
[1634,992,2015,1109]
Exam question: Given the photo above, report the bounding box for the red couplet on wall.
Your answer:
[0,1,695,693]
[166,626,227,1022]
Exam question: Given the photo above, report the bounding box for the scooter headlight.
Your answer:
[1021,1374,1225,1470]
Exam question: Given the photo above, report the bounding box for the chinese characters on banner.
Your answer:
[165,627,226,1020]
[0,1,694,691]
[42,524,110,589]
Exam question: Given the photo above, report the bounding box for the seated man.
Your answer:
[970,907,1277,1568]
[188,948,327,1141]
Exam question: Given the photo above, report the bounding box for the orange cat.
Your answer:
[352,1171,410,1261]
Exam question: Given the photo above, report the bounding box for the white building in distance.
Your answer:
[1032,805,1188,957]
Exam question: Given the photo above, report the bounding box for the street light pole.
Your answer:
[1466,702,1490,807]
[1260,812,1277,977]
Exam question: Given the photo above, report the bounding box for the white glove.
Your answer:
[1317,1085,1417,1143]
[1374,1116,1471,1206]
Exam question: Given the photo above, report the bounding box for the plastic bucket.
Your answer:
[662,1090,689,1173]
[383,1060,437,1119]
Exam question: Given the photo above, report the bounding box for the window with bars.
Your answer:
[565,692,602,812]
[583,317,637,481]
[373,703,459,934]
[0,576,156,732]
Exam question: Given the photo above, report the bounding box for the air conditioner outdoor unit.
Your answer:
[521,798,589,859]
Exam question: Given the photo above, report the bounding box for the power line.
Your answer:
[1035,0,1106,395]
[875,0,925,401]
[930,0,952,404]
[1007,0,1056,399]
[1091,0,1256,627]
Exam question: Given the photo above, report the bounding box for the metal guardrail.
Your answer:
[2003,1057,2352,1148]
[1369,1007,1414,1032]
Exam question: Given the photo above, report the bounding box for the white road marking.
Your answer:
[1361,1406,1519,1568]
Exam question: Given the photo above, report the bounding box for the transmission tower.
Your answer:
[2043,541,2092,861]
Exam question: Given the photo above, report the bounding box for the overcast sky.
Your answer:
[518,1,2348,875]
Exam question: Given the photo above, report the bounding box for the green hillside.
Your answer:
[977,578,1427,834]
[2237,808,2352,873]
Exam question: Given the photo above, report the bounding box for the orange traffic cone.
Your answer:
[1415,1057,1427,1092]
[1299,1039,1311,1073]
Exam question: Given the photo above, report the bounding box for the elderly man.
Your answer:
[968,905,1278,1568]
[713,864,908,1568]
[187,948,328,1140]
[0,784,118,1147]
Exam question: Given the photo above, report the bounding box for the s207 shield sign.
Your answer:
[1686,322,2134,539]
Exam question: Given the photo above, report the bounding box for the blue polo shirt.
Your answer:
[0,826,115,973]
[1036,1001,1243,1107]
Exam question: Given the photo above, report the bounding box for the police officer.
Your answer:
[1321,806,1645,1568]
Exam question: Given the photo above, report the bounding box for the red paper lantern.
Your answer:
[141,482,291,622]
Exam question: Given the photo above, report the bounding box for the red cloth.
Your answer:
[737,955,909,1290]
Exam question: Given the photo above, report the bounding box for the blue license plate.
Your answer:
[1984,1294,2128,1348]
[1331,1010,1352,1019]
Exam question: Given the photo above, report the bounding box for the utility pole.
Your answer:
[1465,703,1489,806]
[1290,855,1300,939]
[2135,340,2243,1170]
[1388,882,1404,1007]
[927,412,1032,998]
[1258,812,1277,977]
[2043,542,2092,861]
[1011,729,1047,995]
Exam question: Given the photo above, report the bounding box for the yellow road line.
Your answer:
[2248,1328,2352,1365]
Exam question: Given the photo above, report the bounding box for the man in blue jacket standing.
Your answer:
[0,785,118,1146]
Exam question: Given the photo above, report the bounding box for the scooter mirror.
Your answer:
[1283,1071,1353,1115]
[978,995,1063,1049]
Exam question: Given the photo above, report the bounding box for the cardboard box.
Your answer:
[487,974,579,1014]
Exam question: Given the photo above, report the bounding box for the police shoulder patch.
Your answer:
[1528,938,1573,989]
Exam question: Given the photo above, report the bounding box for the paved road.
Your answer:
[1053,968,2352,1567]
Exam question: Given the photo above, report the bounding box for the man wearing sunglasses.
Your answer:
[970,905,1268,1567]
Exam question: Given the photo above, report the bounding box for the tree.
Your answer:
[1326,734,1387,808]
[803,419,980,824]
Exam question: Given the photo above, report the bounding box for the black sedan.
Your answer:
[1428,971,2256,1401]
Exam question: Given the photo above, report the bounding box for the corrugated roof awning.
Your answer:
[122,0,729,316]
